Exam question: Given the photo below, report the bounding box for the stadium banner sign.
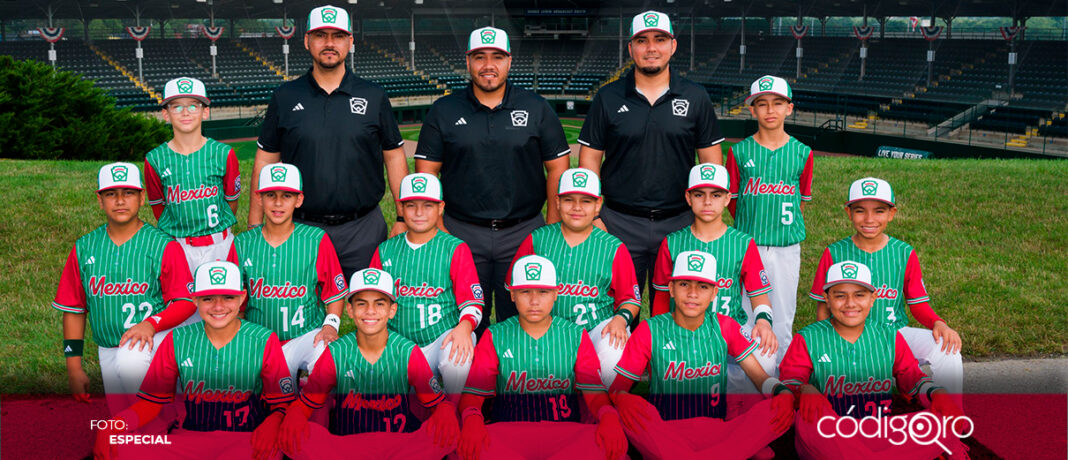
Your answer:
[202,25,224,42]
[790,25,808,39]
[853,26,874,41]
[999,26,1024,41]
[875,145,930,160]
[126,26,151,41]
[276,25,296,40]
[524,9,589,16]
[920,25,943,41]
[38,27,64,43]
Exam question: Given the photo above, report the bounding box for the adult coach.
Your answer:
[578,10,725,314]
[251,5,409,278]
[415,27,570,334]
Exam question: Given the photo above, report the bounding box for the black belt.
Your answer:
[605,201,687,221]
[295,206,376,226]
[449,213,536,231]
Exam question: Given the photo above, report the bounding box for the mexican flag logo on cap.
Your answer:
[363,269,381,284]
[841,263,859,279]
[411,176,427,193]
[572,171,588,188]
[687,254,706,272]
[111,165,128,182]
[321,8,338,24]
[176,78,194,94]
[700,165,716,180]
[270,166,287,183]
[209,267,227,285]
[758,77,774,91]
[861,180,878,196]
[524,263,542,281]
[643,13,660,27]
[481,29,497,44]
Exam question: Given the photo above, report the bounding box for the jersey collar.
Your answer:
[465,80,516,112]
[624,67,682,102]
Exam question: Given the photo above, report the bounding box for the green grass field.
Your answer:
[2,132,1065,394]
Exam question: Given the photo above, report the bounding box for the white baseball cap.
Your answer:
[193,261,244,296]
[823,261,875,292]
[467,27,510,55]
[162,77,210,106]
[399,173,442,202]
[257,163,302,194]
[509,255,557,290]
[687,163,729,192]
[98,162,143,192]
[308,5,351,34]
[745,75,793,106]
[558,168,601,197]
[348,268,396,301]
[671,251,718,284]
[846,177,895,207]
[631,11,674,38]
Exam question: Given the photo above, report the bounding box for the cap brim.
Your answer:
[557,191,600,198]
[193,288,244,296]
[686,184,729,193]
[466,46,510,56]
[161,95,211,106]
[257,186,302,194]
[845,197,895,207]
[822,280,875,292]
[507,283,557,290]
[308,26,351,34]
[98,185,143,192]
[398,195,443,203]
[669,275,717,284]
[631,28,675,39]
[347,287,396,301]
[745,91,791,106]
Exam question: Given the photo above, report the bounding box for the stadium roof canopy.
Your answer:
[2,0,1064,22]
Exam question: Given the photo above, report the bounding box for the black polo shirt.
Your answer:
[257,67,404,216]
[578,69,724,213]
[415,82,570,222]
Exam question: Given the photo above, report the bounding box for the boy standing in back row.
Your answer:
[145,77,241,276]
[726,75,814,359]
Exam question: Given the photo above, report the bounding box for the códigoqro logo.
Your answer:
[817,405,974,455]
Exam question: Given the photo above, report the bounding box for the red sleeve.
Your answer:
[609,244,640,310]
[740,239,772,297]
[778,334,814,391]
[505,235,535,286]
[904,249,941,328]
[147,241,196,331]
[408,347,446,408]
[223,148,241,201]
[610,322,651,386]
[261,333,298,409]
[297,348,338,410]
[799,151,814,201]
[369,247,383,270]
[717,314,758,362]
[651,238,672,316]
[143,159,165,219]
[451,243,484,329]
[462,330,498,397]
[226,241,239,264]
[574,332,606,392]
[52,245,87,313]
[231,243,250,313]
[893,332,934,397]
[808,248,834,302]
[317,234,348,305]
[136,333,179,404]
[726,147,739,216]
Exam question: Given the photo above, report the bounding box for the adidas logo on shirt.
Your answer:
[455,117,467,126]
[345,370,355,379]
[85,256,95,265]
[181,358,194,367]
[383,260,393,268]
[818,354,831,363]
[617,105,629,113]
[161,168,172,178]
[243,258,253,267]
[503,349,514,359]
[662,341,676,351]
[744,159,756,168]
[292,103,305,111]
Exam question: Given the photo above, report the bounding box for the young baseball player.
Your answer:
[93,261,296,460]
[369,173,483,399]
[726,75,814,359]
[228,163,348,383]
[457,255,627,460]
[610,251,793,459]
[809,177,963,399]
[651,163,778,403]
[53,162,195,415]
[783,261,967,459]
[276,268,460,460]
[145,77,241,275]
[509,168,640,387]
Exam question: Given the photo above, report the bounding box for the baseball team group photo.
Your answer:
[0,1,1065,459]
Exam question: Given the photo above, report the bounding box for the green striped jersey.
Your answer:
[232,224,348,341]
[726,136,814,246]
[145,138,240,237]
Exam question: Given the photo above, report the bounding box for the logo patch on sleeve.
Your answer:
[633,284,642,302]
[759,270,769,286]
[334,274,346,292]
[429,377,443,394]
[471,283,484,300]
[279,376,294,394]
